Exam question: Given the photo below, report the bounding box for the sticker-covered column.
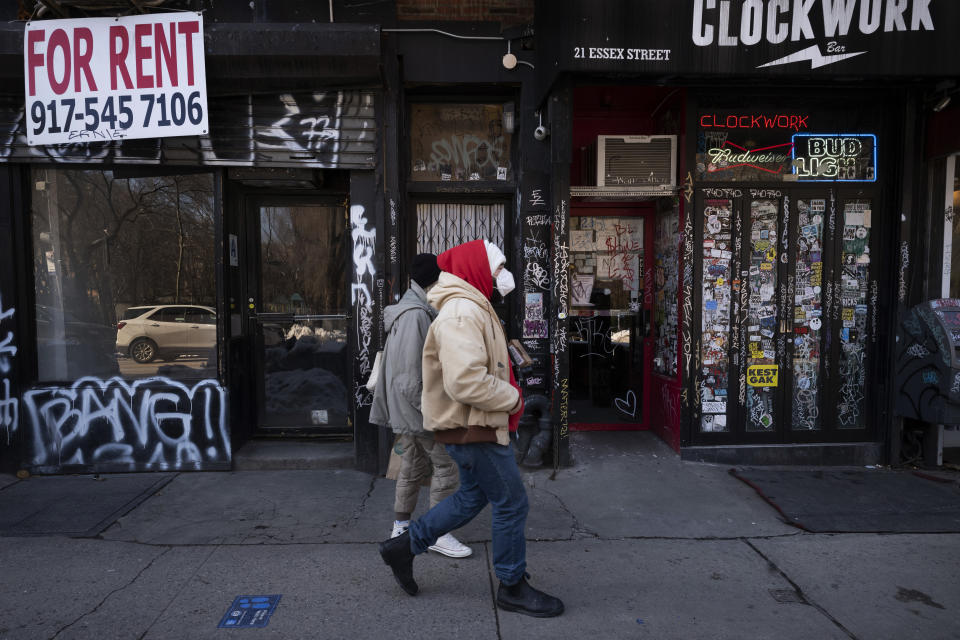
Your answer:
[837,199,872,429]
[791,198,827,431]
[700,198,735,432]
[745,198,779,431]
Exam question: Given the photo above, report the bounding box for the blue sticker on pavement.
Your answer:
[218,595,282,629]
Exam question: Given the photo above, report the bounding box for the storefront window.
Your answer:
[948,161,960,298]
[409,103,514,182]
[31,169,216,382]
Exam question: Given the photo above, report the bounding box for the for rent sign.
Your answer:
[24,13,207,146]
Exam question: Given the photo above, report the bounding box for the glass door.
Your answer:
[250,199,350,433]
[567,206,653,427]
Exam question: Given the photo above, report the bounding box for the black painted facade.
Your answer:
[1,1,958,475]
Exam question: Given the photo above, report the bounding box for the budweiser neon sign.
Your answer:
[707,140,794,175]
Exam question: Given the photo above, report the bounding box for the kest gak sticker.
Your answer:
[747,365,779,387]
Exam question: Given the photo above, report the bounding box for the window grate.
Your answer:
[416,203,505,254]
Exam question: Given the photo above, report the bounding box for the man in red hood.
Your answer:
[379,239,564,618]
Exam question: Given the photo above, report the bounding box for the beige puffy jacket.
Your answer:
[421,272,520,446]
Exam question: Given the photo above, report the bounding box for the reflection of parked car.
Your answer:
[36,305,120,379]
[116,304,216,364]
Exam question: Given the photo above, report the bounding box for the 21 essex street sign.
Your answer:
[23,13,208,146]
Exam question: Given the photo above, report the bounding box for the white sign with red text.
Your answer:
[24,13,207,146]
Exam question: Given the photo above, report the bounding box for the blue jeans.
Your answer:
[409,441,529,585]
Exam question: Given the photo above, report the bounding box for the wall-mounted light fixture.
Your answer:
[502,39,534,70]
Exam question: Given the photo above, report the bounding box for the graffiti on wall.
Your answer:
[21,376,228,471]
[681,206,694,381]
[351,204,376,408]
[0,92,376,169]
[409,104,511,182]
[0,295,17,443]
[552,200,569,374]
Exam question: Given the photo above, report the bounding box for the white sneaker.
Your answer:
[391,521,409,538]
[428,532,473,558]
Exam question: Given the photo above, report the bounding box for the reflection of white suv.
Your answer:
[116,304,216,364]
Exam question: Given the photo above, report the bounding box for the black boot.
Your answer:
[379,530,418,595]
[496,574,564,617]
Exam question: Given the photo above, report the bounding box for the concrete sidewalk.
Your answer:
[0,432,958,640]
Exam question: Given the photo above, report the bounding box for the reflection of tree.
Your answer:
[33,169,215,325]
[260,206,345,314]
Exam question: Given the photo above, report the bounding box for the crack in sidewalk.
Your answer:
[742,539,860,640]
[531,483,599,540]
[348,474,378,525]
[48,546,174,640]
[136,545,219,640]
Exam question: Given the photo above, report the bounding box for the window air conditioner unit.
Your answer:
[595,135,677,190]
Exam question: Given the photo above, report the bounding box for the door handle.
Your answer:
[150,323,160,327]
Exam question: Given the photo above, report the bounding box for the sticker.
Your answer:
[229,234,239,267]
[707,215,722,234]
[702,401,726,414]
[218,595,282,629]
[855,227,868,239]
[747,364,779,387]
[705,300,718,311]
[497,167,508,180]
[809,317,822,331]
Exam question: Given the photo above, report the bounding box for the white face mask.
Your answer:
[495,268,516,297]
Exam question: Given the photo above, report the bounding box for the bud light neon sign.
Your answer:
[792,133,876,182]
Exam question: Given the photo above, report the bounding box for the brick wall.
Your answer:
[397,0,533,26]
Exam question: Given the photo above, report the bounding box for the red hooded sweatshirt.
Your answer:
[437,240,523,431]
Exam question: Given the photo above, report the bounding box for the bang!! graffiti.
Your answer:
[22,375,229,472]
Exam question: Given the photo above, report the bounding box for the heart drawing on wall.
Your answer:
[614,390,637,418]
